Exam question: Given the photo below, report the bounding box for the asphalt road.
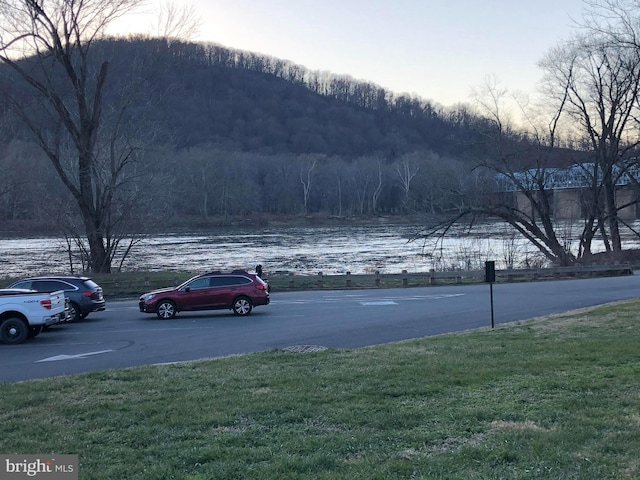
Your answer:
[1,274,639,383]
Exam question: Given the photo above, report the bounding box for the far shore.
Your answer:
[0,214,433,238]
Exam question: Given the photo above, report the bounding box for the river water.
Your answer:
[0,222,636,279]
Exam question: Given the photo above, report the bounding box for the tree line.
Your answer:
[0,142,476,225]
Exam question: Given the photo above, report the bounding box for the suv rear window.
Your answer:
[82,279,100,289]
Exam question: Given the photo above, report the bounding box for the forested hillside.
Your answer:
[101,38,490,157]
[140,39,491,153]
[0,37,507,232]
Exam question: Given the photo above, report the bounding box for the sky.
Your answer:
[115,0,588,108]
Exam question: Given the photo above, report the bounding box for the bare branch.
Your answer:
[152,1,201,40]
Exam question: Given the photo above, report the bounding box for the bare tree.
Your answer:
[329,158,345,217]
[540,30,640,256]
[419,14,640,267]
[300,154,320,215]
[347,157,373,215]
[395,153,420,211]
[0,0,148,272]
[175,146,223,219]
[151,1,201,40]
[418,77,580,266]
[0,0,196,272]
[371,159,385,214]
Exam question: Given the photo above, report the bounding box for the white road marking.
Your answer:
[360,301,398,306]
[36,349,114,363]
[272,293,465,305]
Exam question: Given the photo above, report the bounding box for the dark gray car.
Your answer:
[8,276,106,322]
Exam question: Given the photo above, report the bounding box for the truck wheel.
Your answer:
[1,317,29,345]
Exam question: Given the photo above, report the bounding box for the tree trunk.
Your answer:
[88,230,111,273]
[81,205,111,273]
[604,180,622,251]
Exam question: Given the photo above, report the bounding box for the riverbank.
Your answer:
[0,214,429,237]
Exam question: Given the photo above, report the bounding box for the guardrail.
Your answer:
[265,263,634,290]
[43,263,632,297]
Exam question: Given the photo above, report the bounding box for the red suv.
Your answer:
[138,270,270,319]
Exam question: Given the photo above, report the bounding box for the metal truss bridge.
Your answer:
[496,162,640,192]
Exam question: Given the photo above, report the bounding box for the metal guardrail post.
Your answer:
[346,271,352,287]
[318,271,323,288]
[375,271,380,287]
[402,270,408,287]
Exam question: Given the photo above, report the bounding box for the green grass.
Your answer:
[2,301,640,479]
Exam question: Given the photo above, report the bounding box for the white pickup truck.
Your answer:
[0,288,68,345]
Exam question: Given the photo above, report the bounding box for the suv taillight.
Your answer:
[40,299,52,310]
[255,283,266,291]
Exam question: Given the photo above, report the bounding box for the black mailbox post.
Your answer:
[485,260,496,283]
[485,261,495,328]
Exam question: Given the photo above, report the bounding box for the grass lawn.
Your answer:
[1,300,639,479]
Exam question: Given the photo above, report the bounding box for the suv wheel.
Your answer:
[68,302,82,322]
[156,300,177,319]
[232,296,253,316]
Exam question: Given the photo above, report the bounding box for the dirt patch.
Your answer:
[491,420,552,432]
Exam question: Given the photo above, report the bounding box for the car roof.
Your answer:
[19,276,91,281]
[200,270,252,276]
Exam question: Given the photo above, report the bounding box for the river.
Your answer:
[0,222,636,279]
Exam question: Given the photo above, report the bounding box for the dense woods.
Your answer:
[0,37,497,230]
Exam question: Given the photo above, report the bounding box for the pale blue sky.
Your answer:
[122,1,588,107]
